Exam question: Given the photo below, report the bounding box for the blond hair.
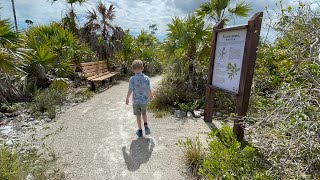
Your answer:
[132,60,144,70]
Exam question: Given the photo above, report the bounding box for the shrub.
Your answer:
[31,88,66,118]
[178,126,269,179]
[0,103,23,113]
[151,74,204,111]
[247,87,320,178]
[147,100,168,118]
[199,125,268,179]
[0,147,46,180]
[177,137,205,174]
[74,87,94,100]
[0,146,65,179]
[214,91,236,113]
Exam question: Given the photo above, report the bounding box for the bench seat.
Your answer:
[90,72,118,81]
[80,61,118,90]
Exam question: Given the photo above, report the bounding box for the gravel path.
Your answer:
[45,76,212,180]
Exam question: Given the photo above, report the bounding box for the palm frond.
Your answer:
[106,4,116,21]
[50,78,69,91]
[67,0,86,5]
[0,52,15,73]
[86,9,98,22]
[0,19,18,47]
[196,0,251,22]
[97,2,107,15]
[228,0,252,17]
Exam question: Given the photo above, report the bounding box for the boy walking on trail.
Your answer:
[126,60,154,137]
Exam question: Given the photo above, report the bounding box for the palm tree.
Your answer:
[196,0,252,23]
[0,19,22,102]
[167,15,210,90]
[51,0,86,35]
[83,2,124,66]
[20,23,79,89]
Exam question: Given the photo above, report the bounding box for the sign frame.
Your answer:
[204,12,263,139]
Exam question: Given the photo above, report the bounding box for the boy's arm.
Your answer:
[127,77,133,105]
[148,90,155,100]
[126,91,132,105]
[147,77,154,100]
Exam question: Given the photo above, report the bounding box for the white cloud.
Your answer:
[0,0,318,41]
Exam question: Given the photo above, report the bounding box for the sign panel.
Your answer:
[211,29,247,93]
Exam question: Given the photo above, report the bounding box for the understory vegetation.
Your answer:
[163,0,319,179]
[2,0,320,179]
[1,0,163,177]
[0,146,64,179]
[178,126,269,179]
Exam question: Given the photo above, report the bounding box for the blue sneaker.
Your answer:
[136,130,143,137]
[145,127,151,135]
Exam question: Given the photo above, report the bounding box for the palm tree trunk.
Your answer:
[11,0,18,32]
[187,43,196,91]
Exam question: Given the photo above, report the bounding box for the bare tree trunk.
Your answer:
[187,43,196,91]
[11,0,18,32]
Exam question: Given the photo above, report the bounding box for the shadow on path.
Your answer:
[122,137,155,171]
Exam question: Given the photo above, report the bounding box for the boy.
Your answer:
[126,60,154,137]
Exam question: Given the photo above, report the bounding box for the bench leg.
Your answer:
[91,81,96,91]
[102,80,107,86]
[109,77,113,83]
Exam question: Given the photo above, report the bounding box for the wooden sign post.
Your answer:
[204,12,263,139]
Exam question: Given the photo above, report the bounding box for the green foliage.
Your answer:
[83,2,124,64]
[50,78,69,91]
[247,1,320,178]
[147,100,168,118]
[115,30,135,65]
[151,74,204,111]
[177,100,200,112]
[114,29,161,75]
[214,91,236,113]
[0,19,18,47]
[0,103,23,113]
[199,126,268,179]
[153,14,211,112]
[177,137,205,174]
[19,23,81,90]
[0,147,47,180]
[31,88,67,118]
[178,126,269,179]
[196,0,252,23]
[52,0,86,35]
[166,15,210,65]
[22,23,77,66]
[0,18,23,103]
[74,87,94,100]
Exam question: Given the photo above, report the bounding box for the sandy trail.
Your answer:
[46,76,212,180]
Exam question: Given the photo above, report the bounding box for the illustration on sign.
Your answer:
[211,29,247,93]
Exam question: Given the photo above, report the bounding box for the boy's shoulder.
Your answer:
[130,73,149,80]
[143,73,150,79]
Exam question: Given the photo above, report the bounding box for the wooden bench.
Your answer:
[80,61,118,90]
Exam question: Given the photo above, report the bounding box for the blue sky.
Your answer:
[0,0,318,41]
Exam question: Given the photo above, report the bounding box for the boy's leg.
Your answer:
[141,104,148,123]
[137,115,142,130]
[136,115,143,137]
[142,114,147,124]
[141,105,151,135]
[133,104,143,137]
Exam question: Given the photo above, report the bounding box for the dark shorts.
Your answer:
[133,104,147,116]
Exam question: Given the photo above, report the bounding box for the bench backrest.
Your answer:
[80,61,109,79]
